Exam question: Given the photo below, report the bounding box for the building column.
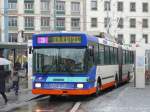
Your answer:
[136,45,145,88]
[50,0,56,31]
[34,0,41,33]
[1,0,8,42]
[18,0,24,42]
[66,1,71,31]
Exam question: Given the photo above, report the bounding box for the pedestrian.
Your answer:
[12,66,19,95]
[0,65,8,104]
[23,61,28,77]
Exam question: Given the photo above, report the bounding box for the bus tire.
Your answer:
[114,75,118,88]
[94,78,101,97]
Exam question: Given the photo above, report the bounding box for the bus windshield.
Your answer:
[33,48,87,74]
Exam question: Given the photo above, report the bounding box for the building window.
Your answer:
[117,2,123,11]
[24,33,33,42]
[117,18,123,28]
[117,34,124,44]
[104,1,111,11]
[9,33,17,42]
[56,18,65,31]
[91,0,97,10]
[41,0,50,11]
[8,16,17,27]
[143,34,148,43]
[142,19,148,28]
[56,1,65,15]
[41,17,50,27]
[91,18,97,27]
[104,17,110,28]
[71,2,80,14]
[24,0,34,13]
[130,18,136,28]
[8,0,17,10]
[24,17,34,30]
[143,3,148,12]
[130,2,136,12]
[130,34,136,43]
[71,18,80,31]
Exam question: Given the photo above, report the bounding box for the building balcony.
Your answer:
[25,27,34,31]
[8,9,18,14]
[71,27,80,31]
[55,26,65,31]
[56,10,65,15]
[8,26,18,31]
[41,10,50,15]
[71,11,80,16]
[41,26,51,31]
[24,9,34,14]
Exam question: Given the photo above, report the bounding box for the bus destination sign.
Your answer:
[37,36,82,44]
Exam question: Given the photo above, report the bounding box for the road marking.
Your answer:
[36,109,54,112]
[70,102,81,112]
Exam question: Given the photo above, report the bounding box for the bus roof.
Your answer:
[32,32,133,49]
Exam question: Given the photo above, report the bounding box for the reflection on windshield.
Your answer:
[33,48,86,74]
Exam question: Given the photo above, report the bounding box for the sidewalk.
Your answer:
[100,83,150,112]
[0,88,38,111]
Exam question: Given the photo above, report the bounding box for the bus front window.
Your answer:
[33,48,86,74]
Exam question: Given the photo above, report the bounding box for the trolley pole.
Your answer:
[53,0,56,31]
[106,0,111,34]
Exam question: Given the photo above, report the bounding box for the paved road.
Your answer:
[77,83,129,112]
[3,83,129,112]
[6,96,83,112]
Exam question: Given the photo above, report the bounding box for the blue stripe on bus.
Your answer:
[87,66,97,88]
[46,77,88,82]
[33,66,97,89]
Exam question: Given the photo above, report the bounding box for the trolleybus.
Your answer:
[32,32,134,96]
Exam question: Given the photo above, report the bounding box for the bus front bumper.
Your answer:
[32,88,96,95]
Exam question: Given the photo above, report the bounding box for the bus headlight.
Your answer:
[35,83,41,88]
[77,83,84,89]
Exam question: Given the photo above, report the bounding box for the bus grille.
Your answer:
[43,83,75,89]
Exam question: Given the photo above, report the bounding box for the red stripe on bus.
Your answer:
[100,81,115,90]
[32,87,96,95]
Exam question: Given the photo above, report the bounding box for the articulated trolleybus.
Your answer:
[32,32,134,96]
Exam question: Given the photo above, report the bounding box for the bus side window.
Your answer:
[87,46,94,69]
[99,44,104,65]
[104,46,110,65]
[94,44,99,65]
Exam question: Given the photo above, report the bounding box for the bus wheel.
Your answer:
[114,75,118,88]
